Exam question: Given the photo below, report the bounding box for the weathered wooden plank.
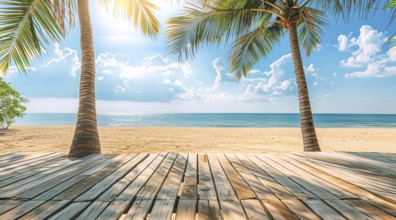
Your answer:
[98,153,158,202]
[0,153,56,170]
[217,154,256,200]
[303,153,396,191]
[157,153,187,199]
[228,153,278,200]
[52,155,131,201]
[18,155,110,200]
[198,154,217,200]
[198,200,221,220]
[0,200,23,215]
[336,152,396,170]
[75,153,148,201]
[18,200,70,220]
[149,154,188,220]
[0,200,45,219]
[281,199,320,220]
[351,152,396,164]
[248,154,317,200]
[268,154,357,199]
[175,198,196,220]
[123,153,178,219]
[207,154,237,200]
[346,199,393,220]
[135,153,178,200]
[0,157,73,188]
[148,199,176,220]
[97,201,130,220]
[124,199,152,220]
[236,154,294,200]
[259,154,339,200]
[220,200,247,219]
[294,153,396,203]
[0,153,24,162]
[241,199,270,220]
[180,153,197,198]
[261,199,298,220]
[0,153,34,168]
[0,153,61,176]
[75,201,109,220]
[325,199,377,219]
[303,199,345,220]
[116,153,167,201]
[0,154,104,198]
[48,202,90,220]
[368,198,396,217]
[288,153,396,214]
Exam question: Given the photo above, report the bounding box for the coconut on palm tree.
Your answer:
[0,0,160,157]
[166,0,382,152]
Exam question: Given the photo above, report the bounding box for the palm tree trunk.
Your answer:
[288,22,321,152]
[69,0,101,157]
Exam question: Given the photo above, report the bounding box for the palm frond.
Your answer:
[385,0,396,24]
[166,3,268,60]
[230,24,284,79]
[0,0,65,75]
[100,0,160,36]
[53,0,76,34]
[297,7,326,56]
[311,0,380,19]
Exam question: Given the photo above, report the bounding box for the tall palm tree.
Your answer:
[166,0,380,152]
[0,0,160,157]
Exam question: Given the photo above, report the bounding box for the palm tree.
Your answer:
[166,0,380,152]
[0,0,160,157]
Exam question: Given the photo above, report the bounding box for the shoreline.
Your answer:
[1,126,395,154]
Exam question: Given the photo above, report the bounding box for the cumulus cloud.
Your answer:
[338,25,396,78]
[337,35,349,51]
[243,54,294,100]
[305,63,320,86]
[43,43,81,77]
[96,53,192,81]
[345,63,396,79]
[339,25,387,67]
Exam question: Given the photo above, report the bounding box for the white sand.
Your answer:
[0,126,395,154]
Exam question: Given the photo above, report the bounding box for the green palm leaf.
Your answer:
[166,2,267,60]
[0,0,66,75]
[230,24,284,79]
[298,7,326,56]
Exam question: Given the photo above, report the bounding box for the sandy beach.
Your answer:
[0,126,395,154]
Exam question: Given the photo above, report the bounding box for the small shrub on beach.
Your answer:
[0,78,28,130]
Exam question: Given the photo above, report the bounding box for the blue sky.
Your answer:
[2,1,396,113]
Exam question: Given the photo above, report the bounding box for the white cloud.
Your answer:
[337,35,349,51]
[345,63,396,78]
[243,54,294,100]
[43,43,81,77]
[212,57,224,89]
[339,25,388,67]
[339,25,396,79]
[305,63,320,83]
[96,53,192,81]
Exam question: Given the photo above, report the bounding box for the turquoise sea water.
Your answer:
[14,113,396,128]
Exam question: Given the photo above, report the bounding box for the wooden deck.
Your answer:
[0,152,395,219]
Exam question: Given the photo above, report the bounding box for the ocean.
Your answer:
[13,113,396,128]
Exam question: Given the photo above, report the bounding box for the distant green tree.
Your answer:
[0,78,28,130]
